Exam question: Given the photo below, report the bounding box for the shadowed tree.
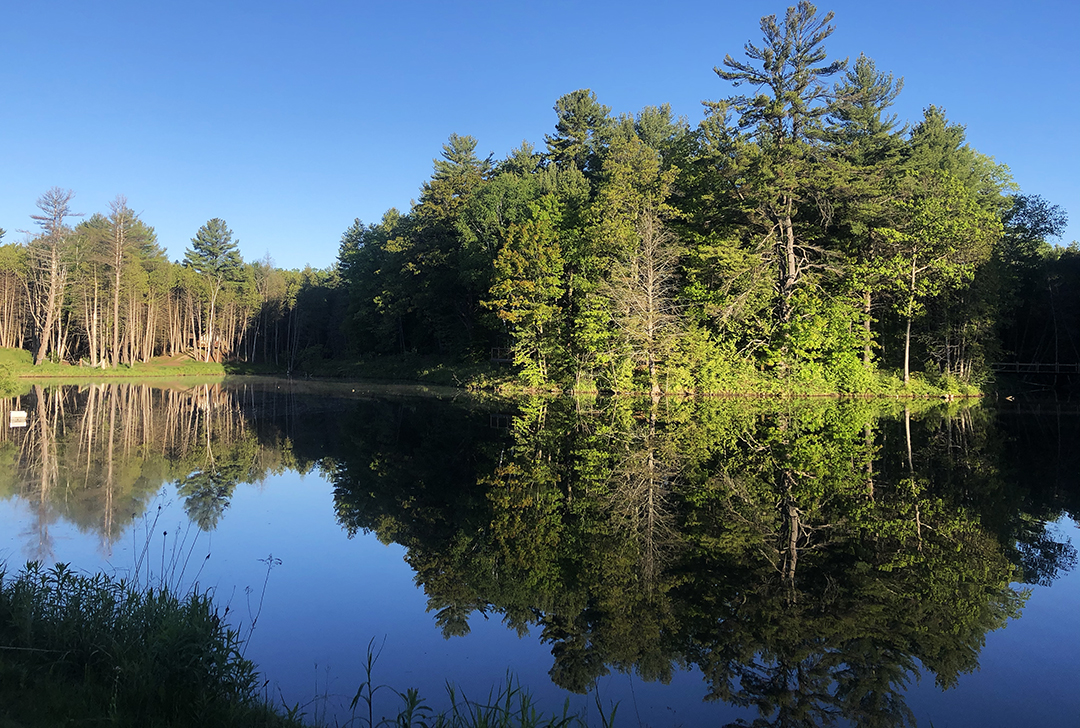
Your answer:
[996,194,1069,362]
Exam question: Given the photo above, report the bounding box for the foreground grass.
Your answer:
[0,561,295,728]
[0,562,608,728]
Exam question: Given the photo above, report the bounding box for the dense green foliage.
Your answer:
[334,4,1071,393]
[0,4,1073,393]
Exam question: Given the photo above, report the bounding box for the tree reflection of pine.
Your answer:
[328,396,1077,728]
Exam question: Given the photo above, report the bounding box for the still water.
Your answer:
[0,380,1078,727]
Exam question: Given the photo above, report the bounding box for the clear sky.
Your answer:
[2,0,1077,270]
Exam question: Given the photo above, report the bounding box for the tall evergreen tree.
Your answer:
[184,218,243,362]
[714,1,847,324]
[545,89,614,178]
[825,53,907,364]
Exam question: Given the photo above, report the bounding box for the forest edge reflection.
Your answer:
[0,380,1076,728]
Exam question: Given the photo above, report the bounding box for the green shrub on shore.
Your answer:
[0,561,296,728]
[0,561,611,728]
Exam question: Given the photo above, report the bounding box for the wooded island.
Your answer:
[0,3,1072,394]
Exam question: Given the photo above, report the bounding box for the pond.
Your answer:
[0,379,1078,727]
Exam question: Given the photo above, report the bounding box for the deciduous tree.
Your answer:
[874,172,1001,382]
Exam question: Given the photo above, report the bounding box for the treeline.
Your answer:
[0,3,1073,392]
[337,3,1072,392]
[0,197,346,372]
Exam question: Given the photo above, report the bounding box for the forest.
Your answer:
[0,2,1073,393]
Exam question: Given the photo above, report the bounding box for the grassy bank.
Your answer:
[275,352,981,398]
[0,346,981,398]
[0,562,608,728]
[0,348,226,381]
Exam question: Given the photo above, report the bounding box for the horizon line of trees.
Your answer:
[1,2,1074,392]
[0,196,346,371]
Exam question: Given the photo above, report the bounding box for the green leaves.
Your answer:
[877,171,1001,315]
[484,197,567,387]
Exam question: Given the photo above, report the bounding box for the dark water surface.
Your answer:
[1,380,1078,727]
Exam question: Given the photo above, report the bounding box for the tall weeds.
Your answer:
[0,559,616,727]
[0,561,293,727]
[339,639,618,728]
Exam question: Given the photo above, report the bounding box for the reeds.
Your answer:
[0,560,294,727]
[0,560,616,727]
[335,639,617,728]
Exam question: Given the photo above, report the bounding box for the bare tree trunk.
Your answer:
[110,199,128,367]
[34,246,64,365]
[29,188,80,365]
[863,288,872,367]
[777,196,799,324]
[206,285,219,362]
[904,255,917,385]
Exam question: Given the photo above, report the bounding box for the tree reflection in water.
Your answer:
[1,383,1075,727]
[0,381,307,553]
[328,395,1074,728]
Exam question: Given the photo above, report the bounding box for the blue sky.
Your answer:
[2,0,1077,270]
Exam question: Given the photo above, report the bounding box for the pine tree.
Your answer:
[184,218,243,362]
[714,1,846,324]
[545,89,614,177]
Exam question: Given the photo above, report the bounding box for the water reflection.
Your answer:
[0,382,1076,727]
[0,381,314,559]
[325,396,1076,727]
